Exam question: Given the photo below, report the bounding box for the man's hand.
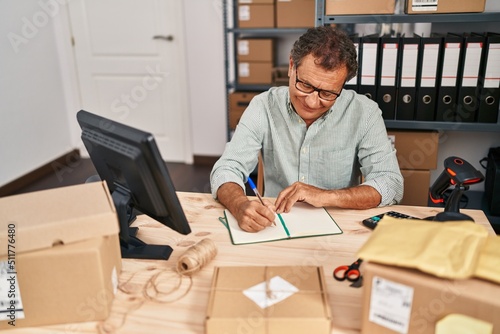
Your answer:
[275,182,382,213]
[275,182,326,213]
[233,198,276,232]
[217,182,276,232]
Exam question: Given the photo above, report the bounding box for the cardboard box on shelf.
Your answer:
[361,262,500,334]
[238,61,274,84]
[325,0,395,15]
[229,91,260,129]
[238,4,275,28]
[276,0,315,28]
[400,169,431,206]
[206,266,331,334]
[387,130,439,170]
[0,182,121,329]
[238,0,274,3]
[405,0,485,14]
[237,39,274,62]
[272,66,289,86]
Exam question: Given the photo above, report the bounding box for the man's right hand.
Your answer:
[217,182,276,232]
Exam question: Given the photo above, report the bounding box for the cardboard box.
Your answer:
[229,91,260,129]
[325,0,395,15]
[206,266,331,334]
[387,130,439,170]
[237,39,274,62]
[401,169,431,206]
[272,66,289,86]
[276,0,315,28]
[405,0,485,14]
[238,4,275,28]
[238,0,274,3]
[361,262,500,334]
[238,61,274,84]
[0,182,121,329]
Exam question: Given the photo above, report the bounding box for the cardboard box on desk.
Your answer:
[361,262,500,334]
[206,266,331,334]
[405,0,485,14]
[0,182,121,329]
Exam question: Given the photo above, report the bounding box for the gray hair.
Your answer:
[290,26,358,81]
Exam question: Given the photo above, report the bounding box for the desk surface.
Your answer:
[11,192,495,334]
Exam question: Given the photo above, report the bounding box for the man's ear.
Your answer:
[288,57,294,77]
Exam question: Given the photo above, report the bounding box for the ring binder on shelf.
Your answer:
[345,34,360,92]
[376,34,399,120]
[358,34,379,101]
[415,35,441,121]
[396,34,420,120]
[476,32,500,124]
[453,32,484,123]
[435,33,462,122]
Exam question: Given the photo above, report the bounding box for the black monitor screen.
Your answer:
[77,110,191,260]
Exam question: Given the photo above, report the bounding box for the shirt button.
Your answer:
[302,147,307,154]
[300,175,305,182]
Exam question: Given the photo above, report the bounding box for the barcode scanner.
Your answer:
[429,156,484,222]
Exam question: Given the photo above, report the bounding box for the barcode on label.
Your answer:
[412,0,438,11]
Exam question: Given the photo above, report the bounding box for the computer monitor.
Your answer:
[76,109,191,260]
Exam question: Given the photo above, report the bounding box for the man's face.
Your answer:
[288,54,348,127]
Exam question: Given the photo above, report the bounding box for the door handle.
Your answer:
[153,35,174,41]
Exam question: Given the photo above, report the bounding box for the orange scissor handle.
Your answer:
[333,259,362,282]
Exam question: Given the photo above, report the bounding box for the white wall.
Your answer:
[0,0,74,187]
[0,0,229,189]
[183,0,227,156]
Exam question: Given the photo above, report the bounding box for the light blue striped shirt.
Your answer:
[211,86,403,206]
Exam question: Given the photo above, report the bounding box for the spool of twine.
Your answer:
[98,238,217,333]
[176,238,218,276]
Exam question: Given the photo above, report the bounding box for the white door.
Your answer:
[68,0,192,163]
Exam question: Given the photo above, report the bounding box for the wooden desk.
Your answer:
[9,192,494,334]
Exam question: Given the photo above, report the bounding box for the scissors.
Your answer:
[333,258,363,282]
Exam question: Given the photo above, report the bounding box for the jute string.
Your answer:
[97,238,217,333]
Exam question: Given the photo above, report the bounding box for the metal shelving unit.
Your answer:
[317,11,500,25]
[223,0,310,138]
[223,0,500,138]
[225,28,308,92]
[315,0,500,132]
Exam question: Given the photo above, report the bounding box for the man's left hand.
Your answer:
[274,182,326,213]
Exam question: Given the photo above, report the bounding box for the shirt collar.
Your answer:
[287,95,335,121]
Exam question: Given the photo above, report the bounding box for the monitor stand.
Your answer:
[112,188,173,260]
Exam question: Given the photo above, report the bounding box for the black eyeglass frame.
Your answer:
[294,67,343,101]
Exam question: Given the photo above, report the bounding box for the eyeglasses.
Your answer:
[295,68,342,101]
